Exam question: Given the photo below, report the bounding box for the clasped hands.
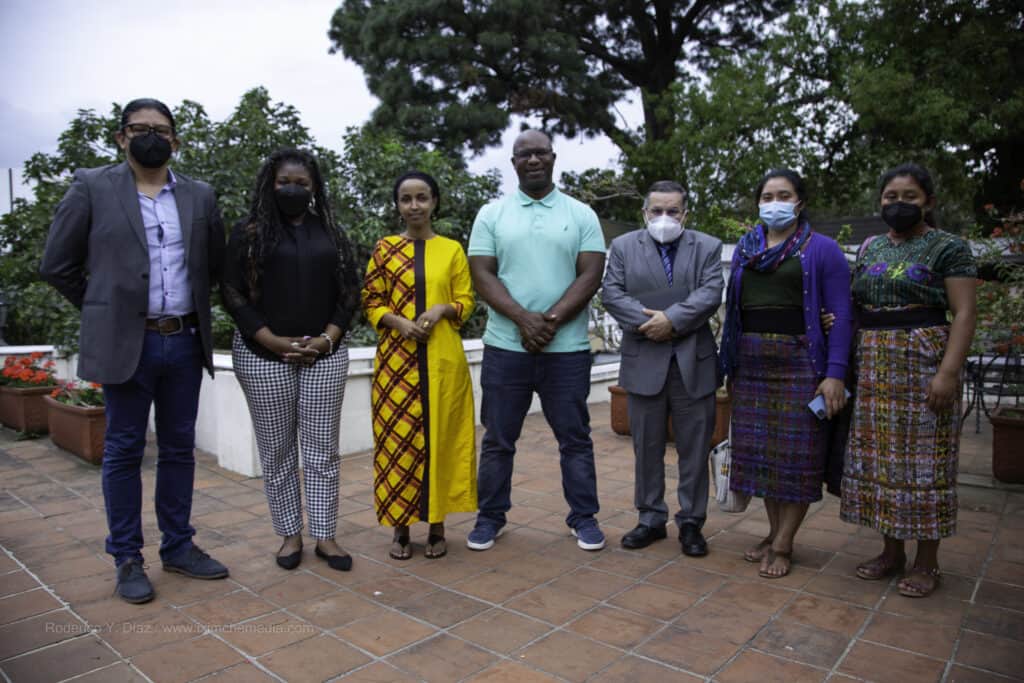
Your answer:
[265,334,329,365]
[637,308,674,342]
[394,305,447,342]
[516,311,559,354]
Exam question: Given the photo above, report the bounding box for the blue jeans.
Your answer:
[477,346,599,529]
[102,329,203,566]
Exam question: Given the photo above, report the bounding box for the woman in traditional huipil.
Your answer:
[362,171,477,560]
[719,169,852,579]
[841,163,977,598]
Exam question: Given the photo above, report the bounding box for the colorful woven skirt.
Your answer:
[840,326,960,540]
[729,333,825,503]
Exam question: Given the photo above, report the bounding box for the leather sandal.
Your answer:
[424,533,447,559]
[744,537,774,563]
[856,553,906,581]
[758,549,792,579]
[389,532,412,560]
[898,567,941,598]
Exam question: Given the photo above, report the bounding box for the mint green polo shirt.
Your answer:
[468,187,606,353]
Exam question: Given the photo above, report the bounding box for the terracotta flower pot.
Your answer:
[609,385,732,444]
[44,395,105,465]
[990,406,1024,484]
[608,385,631,436]
[0,385,52,433]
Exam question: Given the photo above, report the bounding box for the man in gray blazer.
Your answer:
[601,180,723,556]
[40,98,228,603]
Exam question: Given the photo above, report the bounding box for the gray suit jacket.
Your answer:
[601,228,723,398]
[40,162,225,384]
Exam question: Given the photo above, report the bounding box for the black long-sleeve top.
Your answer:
[222,215,360,362]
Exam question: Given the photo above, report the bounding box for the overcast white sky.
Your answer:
[0,0,637,210]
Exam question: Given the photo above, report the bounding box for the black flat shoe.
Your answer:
[621,524,667,549]
[315,545,353,571]
[679,524,708,557]
[276,543,302,570]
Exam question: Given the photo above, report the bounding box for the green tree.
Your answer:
[837,0,1024,218]
[176,87,342,225]
[328,0,792,186]
[635,0,1022,228]
[558,168,642,223]
[332,126,501,342]
[0,88,500,350]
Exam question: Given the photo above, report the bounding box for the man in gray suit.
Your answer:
[601,180,723,556]
[41,98,228,603]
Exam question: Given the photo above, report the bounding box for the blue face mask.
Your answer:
[759,201,798,231]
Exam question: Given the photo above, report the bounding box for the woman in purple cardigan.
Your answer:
[719,169,853,579]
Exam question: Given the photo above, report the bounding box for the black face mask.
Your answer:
[275,184,311,217]
[129,132,173,169]
[881,201,923,233]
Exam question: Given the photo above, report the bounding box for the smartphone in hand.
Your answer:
[808,389,852,420]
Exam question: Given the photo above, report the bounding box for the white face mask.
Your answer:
[646,215,684,244]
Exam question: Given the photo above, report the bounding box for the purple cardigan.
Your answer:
[721,231,853,381]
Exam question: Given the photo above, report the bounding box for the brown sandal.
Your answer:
[744,537,774,563]
[898,567,941,598]
[424,534,447,559]
[389,533,412,561]
[856,553,906,581]
[759,549,792,579]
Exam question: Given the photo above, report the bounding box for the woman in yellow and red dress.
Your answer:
[361,171,477,560]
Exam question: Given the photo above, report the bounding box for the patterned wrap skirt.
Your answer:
[729,333,825,503]
[840,326,960,540]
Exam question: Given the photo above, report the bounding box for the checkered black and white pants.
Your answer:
[232,332,349,540]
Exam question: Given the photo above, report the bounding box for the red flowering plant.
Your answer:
[49,380,105,408]
[973,204,1024,355]
[1,352,58,388]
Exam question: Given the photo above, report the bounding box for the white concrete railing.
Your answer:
[1,342,621,477]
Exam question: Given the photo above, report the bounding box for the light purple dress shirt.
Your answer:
[138,170,193,316]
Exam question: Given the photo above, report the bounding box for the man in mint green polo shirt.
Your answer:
[466,129,607,551]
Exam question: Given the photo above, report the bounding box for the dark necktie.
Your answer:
[657,244,674,286]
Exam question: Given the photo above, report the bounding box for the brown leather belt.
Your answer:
[144,313,199,335]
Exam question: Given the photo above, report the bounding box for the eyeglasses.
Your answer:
[647,208,684,218]
[123,123,174,139]
[513,148,554,161]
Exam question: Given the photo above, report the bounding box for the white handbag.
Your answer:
[710,423,750,513]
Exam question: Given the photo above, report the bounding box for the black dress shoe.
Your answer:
[315,545,353,571]
[276,544,302,570]
[679,524,708,557]
[621,524,667,549]
[116,560,154,604]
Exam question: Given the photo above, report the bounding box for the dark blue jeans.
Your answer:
[102,329,203,566]
[477,346,599,529]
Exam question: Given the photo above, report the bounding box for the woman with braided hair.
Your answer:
[223,148,361,571]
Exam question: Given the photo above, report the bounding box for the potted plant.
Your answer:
[609,385,731,445]
[44,381,105,465]
[974,206,1024,483]
[991,407,1024,483]
[0,353,57,433]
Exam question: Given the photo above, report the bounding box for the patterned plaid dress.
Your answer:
[840,230,976,539]
[729,257,826,502]
[362,235,477,526]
